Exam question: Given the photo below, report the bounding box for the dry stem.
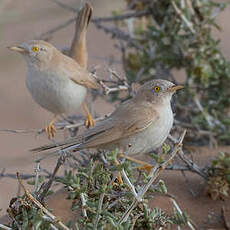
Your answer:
[17,172,70,230]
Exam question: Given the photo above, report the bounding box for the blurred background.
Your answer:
[0,0,230,216]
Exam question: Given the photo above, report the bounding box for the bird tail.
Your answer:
[30,138,82,153]
[69,2,92,67]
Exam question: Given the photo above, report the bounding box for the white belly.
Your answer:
[121,103,174,155]
[26,68,87,114]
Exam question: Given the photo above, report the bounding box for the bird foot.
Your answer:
[84,113,95,128]
[138,164,153,174]
[117,172,123,185]
[45,123,56,139]
[112,172,123,186]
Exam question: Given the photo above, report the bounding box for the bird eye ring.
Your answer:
[32,46,39,52]
[154,86,160,92]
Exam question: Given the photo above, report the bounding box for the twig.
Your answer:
[37,1,152,41]
[93,10,152,23]
[171,0,195,34]
[185,0,195,15]
[48,0,77,12]
[118,199,138,225]
[50,0,151,21]
[17,172,70,230]
[93,22,142,50]
[80,193,87,218]
[178,150,208,179]
[99,80,129,95]
[65,115,108,129]
[166,164,196,171]
[0,224,12,230]
[0,128,43,134]
[194,96,224,130]
[42,215,59,230]
[168,134,208,179]
[0,116,103,135]
[38,153,67,202]
[36,17,76,40]
[138,130,186,201]
[0,170,44,180]
[120,169,138,199]
[170,198,196,230]
[107,68,125,82]
[34,161,41,193]
[50,224,59,230]
[118,130,187,225]
[130,214,143,230]
[96,67,130,94]
[93,192,105,230]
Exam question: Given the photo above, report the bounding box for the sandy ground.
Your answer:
[0,0,230,228]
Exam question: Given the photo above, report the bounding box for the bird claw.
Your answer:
[84,114,95,128]
[45,124,56,139]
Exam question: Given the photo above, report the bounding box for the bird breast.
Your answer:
[26,67,87,114]
[119,103,174,155]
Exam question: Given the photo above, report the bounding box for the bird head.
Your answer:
[136,79,184,104]
[8,40,55,69]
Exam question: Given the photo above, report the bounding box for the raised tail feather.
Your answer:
[69,2,92,67]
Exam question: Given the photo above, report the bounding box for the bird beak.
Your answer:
[167,85,184,92]
[8,46,28,54]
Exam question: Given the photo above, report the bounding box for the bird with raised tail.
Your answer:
[9,40,99,139]
[32,79,183,173]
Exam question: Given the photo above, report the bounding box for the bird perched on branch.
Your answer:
[32,79,183,176]
[8,40,99,139]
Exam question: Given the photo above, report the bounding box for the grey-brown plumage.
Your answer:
[32,79,183,155]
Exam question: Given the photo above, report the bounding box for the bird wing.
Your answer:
[31,99,159,153]
[61,54,99,89]
[82,100,159,148]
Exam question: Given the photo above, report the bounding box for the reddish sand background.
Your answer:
[0,0,230,228]
[0,0,124,211]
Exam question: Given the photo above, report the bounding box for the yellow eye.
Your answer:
[154,86,160,92]
[32,46,39,52]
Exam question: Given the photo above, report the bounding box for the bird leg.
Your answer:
[114,159,123,185]
[118,153,153,174]
[82,102,95,128]
[45,115,57,139]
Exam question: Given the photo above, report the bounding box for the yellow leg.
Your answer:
[118,153,153,174]
[82,102,95,128]
[114,159,123,185]
[45,115,57,139]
